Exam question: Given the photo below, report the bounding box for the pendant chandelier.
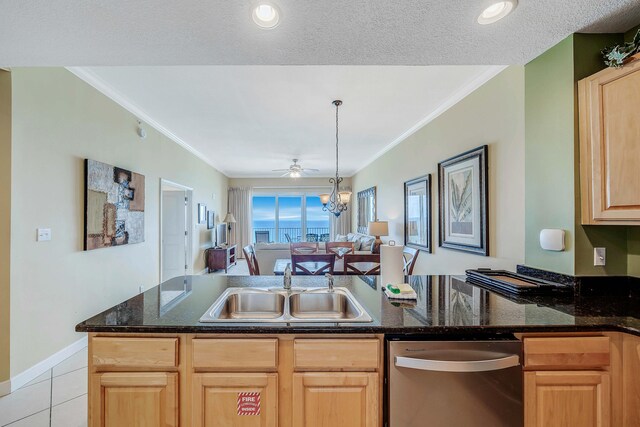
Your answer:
[319,100,352,217]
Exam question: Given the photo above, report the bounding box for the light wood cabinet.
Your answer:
[89,372,179,427]
[292,372,378,427]
[578,54,640,224]
[524,371,610,427]
[192,373,278,427]
[622,334,640,426]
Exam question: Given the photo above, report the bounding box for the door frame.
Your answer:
[159,178,194,282]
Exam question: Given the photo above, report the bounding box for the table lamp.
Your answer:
[368,221,389,254]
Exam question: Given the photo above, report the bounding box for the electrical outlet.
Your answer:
[37,228,51,241]
[594,247,606,266]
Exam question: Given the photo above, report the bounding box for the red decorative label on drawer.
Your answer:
[237,392,261,416]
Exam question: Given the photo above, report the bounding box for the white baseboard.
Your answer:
[0,335,88,397]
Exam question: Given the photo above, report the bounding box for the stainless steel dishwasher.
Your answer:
[388,339,523,427]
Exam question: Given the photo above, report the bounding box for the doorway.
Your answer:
[160,179,193,282]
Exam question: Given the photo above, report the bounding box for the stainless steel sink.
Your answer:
[289,291,361,320]
[199,287,372,323]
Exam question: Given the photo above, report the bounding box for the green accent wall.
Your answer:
[625,24,640,41]
[0,70,10,383]
[525,36,576,275]
[525,32,636,277]
[629,228,640,277]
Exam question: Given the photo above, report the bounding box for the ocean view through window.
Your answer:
[252,193,330,243]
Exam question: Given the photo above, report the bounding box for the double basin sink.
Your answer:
[199,287,372,323]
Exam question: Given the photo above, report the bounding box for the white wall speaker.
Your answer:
[539,229,565,251]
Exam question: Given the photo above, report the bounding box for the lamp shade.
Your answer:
[223,213,236,224]
[338,191,352,204]
[319,193,330,205]
[368,221,389,237]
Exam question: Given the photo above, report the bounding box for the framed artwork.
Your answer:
[84,159,145,251]
[438,145,489,256]
[357,186,376,234]
[404,175,431,252]
[207,210,215,230]
[198,203,207,224]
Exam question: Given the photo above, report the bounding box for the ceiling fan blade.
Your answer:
[303,168,320,172]
[272,169,290,172]
[280,172,291,177]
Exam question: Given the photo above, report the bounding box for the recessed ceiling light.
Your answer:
[252,3,280,29]
[477,0,517,25]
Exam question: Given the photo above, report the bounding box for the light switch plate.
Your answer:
[594,247,606,266]
[37,228,51,241]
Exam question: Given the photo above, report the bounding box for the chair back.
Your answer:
[319,233,330,242]
[326,242,355,259]
[290,242,319,254]
[306,233,319,242]
[403,247,420,275]
[291,254,336,276]
[242,245,260,276]
[343,254,381,275]
[285,233,292,243]
[255,230,270,243]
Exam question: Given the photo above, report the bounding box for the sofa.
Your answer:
[253,232,376,275]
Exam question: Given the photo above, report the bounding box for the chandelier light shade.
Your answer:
[320,100,352,217]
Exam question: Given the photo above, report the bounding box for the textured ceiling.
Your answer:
[1,0,639,66]
[74,65,502,177]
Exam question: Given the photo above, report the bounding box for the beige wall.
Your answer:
[0,70,11,382]
[9,68,228,376]
[351,66,525,275]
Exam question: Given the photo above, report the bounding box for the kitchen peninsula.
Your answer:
[77,275,640,427]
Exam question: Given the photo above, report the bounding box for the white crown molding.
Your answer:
[0,335,88,397]
[66,67,229,176]
[351,65,508,176]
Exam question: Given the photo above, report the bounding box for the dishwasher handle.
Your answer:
[395,353,520,373]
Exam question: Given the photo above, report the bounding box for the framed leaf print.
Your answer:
[438,145,489,256]
[404,175,431,252]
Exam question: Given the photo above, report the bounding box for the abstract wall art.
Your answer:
[84,159,145,251]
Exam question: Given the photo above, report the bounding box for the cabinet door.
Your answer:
[90,372,178,427]
[525,371,610,427]
[192,373,277,427]
[579,58,640,224]
[623,334,640,426]
[292,372,378,427]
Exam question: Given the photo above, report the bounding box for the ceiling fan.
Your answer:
[272,159,319,178]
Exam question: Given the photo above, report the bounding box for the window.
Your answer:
[252,192,331,243]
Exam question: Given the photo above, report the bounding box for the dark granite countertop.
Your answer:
[76,275,640,337]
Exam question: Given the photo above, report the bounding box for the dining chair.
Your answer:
[285,233,292,243]
[403,247,420,275]
[343,254,381,275]
[291,253,336,276]
[320,233,330,242]
[290,242,319,254]
[255,230,270,243]
[326,242,355,259]
[242,245,260,276]
[306,233,319,242]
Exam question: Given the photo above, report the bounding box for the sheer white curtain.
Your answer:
[228,187,252,258]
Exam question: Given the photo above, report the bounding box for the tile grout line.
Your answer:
[51,392,88,410]
[1,408,51,427]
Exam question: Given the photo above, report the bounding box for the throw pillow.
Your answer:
[347,233,357,242]
[335,234,348,242]
[352,238,362,251]
[360,237,375,252]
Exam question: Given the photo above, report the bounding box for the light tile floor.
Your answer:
[0,347,88,427]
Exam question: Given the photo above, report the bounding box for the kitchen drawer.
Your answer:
[524,336,610,369]
[294,339,379,371]
[192,338,278,371]
[92,337,179,369]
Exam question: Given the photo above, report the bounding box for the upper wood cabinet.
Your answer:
[578,54,640,225]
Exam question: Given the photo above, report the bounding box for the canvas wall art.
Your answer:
[438,145,488,256]
[84,159,145,250]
